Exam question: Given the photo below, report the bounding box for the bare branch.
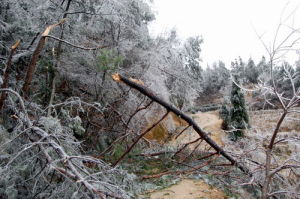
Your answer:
[45,35,108,50]
[112,110,169,167]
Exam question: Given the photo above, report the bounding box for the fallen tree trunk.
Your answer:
[22,20,65,97]
[0,40,20,109]
[112,73,249,174]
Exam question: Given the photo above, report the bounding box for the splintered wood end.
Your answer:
[42,19,66,37]
[129,77,144,85]
[11,40,20,50]
[112,73,122,82]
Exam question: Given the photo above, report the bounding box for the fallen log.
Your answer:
[0,40,20,109]
[112,73,249,174]
[22,20,65,97]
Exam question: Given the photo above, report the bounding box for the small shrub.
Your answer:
[95,49,123,74]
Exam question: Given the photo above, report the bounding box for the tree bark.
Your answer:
[22,20,65,97]
[0,40,20,109]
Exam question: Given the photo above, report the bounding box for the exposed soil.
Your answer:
[170,111,225,150]
[190,111,225,146]
[146,179,226,199]
[144,113,188,143]
[145,111,227,199]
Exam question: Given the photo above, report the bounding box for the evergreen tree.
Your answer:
[219,104,230,130]
[229,77,250,141]
[245,58,259,84]
[217,61,230,85]
[257,56,267,74]
[231,57,246,82]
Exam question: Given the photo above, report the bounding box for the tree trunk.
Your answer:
[22,20,64,97]
[0,40,20,109]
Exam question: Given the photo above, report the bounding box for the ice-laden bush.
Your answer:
[0,111,150,198]
[57,108,85,137]
[66,116,85,138]
[95,49,123,84]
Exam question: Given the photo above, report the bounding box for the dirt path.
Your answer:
[146,111,226,199]
[147,179,226,199]
[170,111,225,150]
[192,111,225,146]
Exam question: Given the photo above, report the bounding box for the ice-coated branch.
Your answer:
[112,110,169,167]
[45,35,108,50]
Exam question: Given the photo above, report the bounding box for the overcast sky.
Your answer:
[149,0,300,67]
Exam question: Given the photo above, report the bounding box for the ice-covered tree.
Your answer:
[231,57,246,82]
[245,58,259,84]
[146,30,199,109]
[219,103,230,130]
[183,36,203,81]
[229,77,250,141]
[202,61,230,95]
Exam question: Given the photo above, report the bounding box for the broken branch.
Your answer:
[22,21,64,97]
[112,110,169,167]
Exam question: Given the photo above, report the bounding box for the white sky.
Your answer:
[149,0,300,67]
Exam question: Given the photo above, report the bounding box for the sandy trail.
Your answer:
[147,111,226,199]
[171,111,225,149]
[192,111,225,146]
[147,179,226,199]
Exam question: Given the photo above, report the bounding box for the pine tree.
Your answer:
[229,77,250,141]
[245,58,259,84]
[219,104,230,130]
[231,57,246,82]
